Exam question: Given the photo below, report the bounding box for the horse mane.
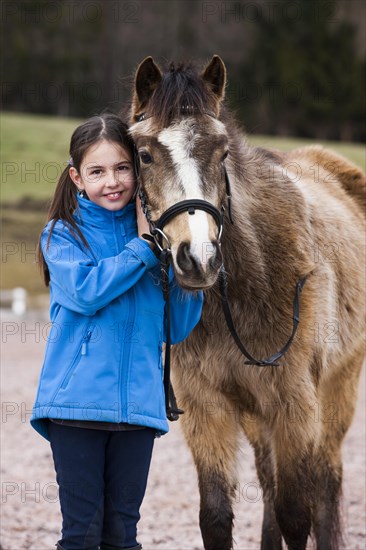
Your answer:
[147,62,218,126]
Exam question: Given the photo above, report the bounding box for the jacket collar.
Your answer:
[74,194,136,228]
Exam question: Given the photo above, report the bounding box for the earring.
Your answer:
[79,190,85,197]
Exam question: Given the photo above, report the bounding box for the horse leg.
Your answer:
[241,415,283,550]
[173,369,239,550]
[312,350,364,550]
[313,447,342,550]
[274,454,313,550]
[261,498,283,550]
[269,393,322,550]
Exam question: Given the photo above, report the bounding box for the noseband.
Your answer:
[136,161,233,254]
[132,110,306,422]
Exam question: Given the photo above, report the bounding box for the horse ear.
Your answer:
[132,57,162,116]
[202,55,226,101]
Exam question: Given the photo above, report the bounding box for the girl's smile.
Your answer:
[69,139,136,211]
[105,191,123,200]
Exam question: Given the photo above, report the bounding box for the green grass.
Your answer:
[1,111,83,203]
[1,111,365,296]
[1,112,85,294]
[1,208,46,294]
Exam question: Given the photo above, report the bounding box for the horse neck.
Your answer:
[219,130,308,315]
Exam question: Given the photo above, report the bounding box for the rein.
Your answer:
[219,270,307,366]
[138,177,228,421]
[133,111,306,421]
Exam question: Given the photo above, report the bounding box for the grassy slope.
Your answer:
[1,111,365,295]
[1,113,80,294]
[1,112,83,203]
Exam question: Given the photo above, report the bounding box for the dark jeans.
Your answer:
[48,421,155,550]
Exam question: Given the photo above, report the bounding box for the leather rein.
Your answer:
[133,112,306,421]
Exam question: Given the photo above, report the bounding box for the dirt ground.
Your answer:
[1,310,365,550]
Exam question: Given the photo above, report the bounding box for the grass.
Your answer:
[1,208,46,294]
[1,111,83,203]
[1,111,365,296]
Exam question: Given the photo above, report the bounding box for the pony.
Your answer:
[127,55,366,550]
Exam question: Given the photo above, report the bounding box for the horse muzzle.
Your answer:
[175,239,223,289]
[151,198,224,289]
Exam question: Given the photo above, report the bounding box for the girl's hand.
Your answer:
[136,196,154,248]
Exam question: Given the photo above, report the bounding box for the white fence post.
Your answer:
[0,287,27,315]
[12,287,27,315]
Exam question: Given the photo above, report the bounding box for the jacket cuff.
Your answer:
[125,238,160,269]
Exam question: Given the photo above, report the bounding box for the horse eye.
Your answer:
[139,151,153,165]
[222,150,229,162]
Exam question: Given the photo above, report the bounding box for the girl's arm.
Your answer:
[42,223,159,316]
[138,196,204,342]
[164,270,204,344]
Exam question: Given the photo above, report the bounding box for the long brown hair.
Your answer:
[38,113,136,286]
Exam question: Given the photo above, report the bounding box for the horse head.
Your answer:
[129,55,231,290]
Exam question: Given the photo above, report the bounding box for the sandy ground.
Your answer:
[1,310,365,550]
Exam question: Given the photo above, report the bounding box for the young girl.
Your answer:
[30,113,203,550]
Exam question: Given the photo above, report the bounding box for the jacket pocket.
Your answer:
[59,328,93,390]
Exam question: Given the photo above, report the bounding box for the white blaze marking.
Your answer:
[158,121,212,268]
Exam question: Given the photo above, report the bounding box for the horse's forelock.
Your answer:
[146,63,218,127]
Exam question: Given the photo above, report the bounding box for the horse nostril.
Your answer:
[177,241,222,275]
[177,241,197,272]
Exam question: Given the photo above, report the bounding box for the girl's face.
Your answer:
[70,139,136,211]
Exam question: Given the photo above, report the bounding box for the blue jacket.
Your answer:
[30,195,203,440]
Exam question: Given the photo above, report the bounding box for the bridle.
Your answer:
[133,109,234,250]
[136,161,233,253]
[132,110,306,421]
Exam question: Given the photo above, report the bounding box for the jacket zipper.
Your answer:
[81,328,93,355]
[60,329,93,389]
[114,211,130,421]
[121,288,134,422]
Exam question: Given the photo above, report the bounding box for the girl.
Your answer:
[30,113,203,550]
